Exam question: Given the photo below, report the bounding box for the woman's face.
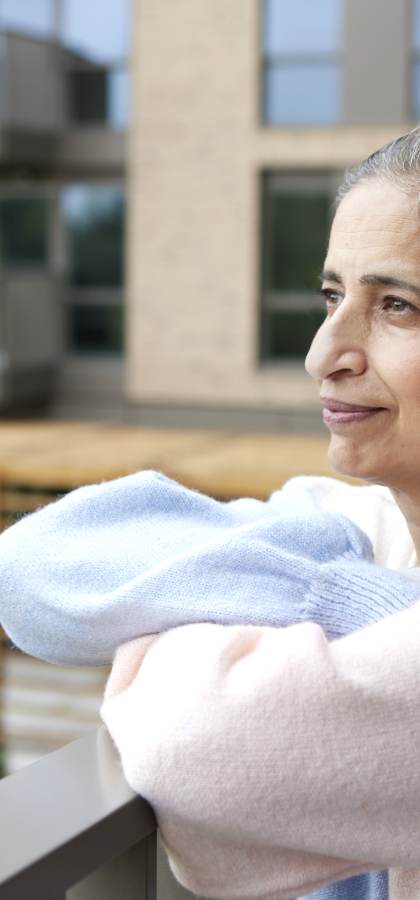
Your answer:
[305,178,420,494]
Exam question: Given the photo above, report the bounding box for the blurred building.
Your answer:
[0,0,418,430]
[0,0,128,418]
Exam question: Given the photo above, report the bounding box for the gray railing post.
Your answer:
[0,727,201,899]
[0,728,157,899]
[67,830,157,900]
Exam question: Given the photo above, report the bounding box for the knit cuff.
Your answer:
[304,558,420,640]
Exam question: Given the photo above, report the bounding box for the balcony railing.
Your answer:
[0,726,197,899]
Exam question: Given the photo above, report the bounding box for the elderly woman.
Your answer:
[101,126,420,900]
[3,126,420,900]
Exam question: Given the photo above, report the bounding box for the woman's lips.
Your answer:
[322,407,384,425]
[320,399,385,426]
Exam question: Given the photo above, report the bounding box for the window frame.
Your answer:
[0,181,53,271]
[60,178,125,357]
[63,51,130,131]
[260,0,344,127]
[259,169,343,365]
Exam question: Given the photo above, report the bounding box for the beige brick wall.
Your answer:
[125,0,408,412]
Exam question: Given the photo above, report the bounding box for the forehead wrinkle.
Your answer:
[332,224,419,235]
[320,268,420,297]
[327,187,420,294]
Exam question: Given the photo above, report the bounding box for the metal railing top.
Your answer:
[0,727,157,899]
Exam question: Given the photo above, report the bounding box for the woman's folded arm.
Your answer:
[101,602,420,899]
[1,468,418,667]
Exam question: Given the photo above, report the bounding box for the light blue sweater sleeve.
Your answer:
[1,469,420,666]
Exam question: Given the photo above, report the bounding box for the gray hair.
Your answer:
[335,125,420,208]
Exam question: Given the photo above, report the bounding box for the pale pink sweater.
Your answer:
[100,479,420,900]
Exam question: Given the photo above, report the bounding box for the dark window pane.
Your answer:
[62,185,125,287]
[263,186,331,291]
[67,66,129,129]
[264,309,325,358]
[0,196,49,267]
[264,62,340,125]
[263,0,343,55]
[68,69,107,124]
[69,304,123,354]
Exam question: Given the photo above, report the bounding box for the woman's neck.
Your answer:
[389,487,420,565]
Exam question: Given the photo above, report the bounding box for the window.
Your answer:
[62,184,124,287]
[68,69,107,125]
[67,65,130,130]
[61,183,125,355]
[0,195,49,268]
[260,172,340,361]
[262,0,343,125]
[61,0,131,130]
[69,304,124,354]
[0,0,54,38]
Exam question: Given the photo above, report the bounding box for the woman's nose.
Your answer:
[305,316,367,382]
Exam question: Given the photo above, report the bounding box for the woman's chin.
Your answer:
[327,435,377,482]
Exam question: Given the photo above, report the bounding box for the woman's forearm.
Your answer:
[0,468,418,666]
[101,603,420,898]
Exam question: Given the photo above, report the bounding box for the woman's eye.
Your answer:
[383,297,417,314]
[318,291,418,317]
[320,288,342,309]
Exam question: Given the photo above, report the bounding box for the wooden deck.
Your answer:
[0,418,355,502]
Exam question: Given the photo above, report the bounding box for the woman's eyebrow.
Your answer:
[360,273,420,297]
[319,270,420,297]
[319,269,343,285]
